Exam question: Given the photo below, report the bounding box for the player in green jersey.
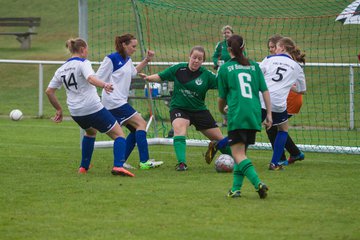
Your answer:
[217,35,272,199]
[139,46,231,171]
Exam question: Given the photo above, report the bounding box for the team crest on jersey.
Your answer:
[195,78,203,85]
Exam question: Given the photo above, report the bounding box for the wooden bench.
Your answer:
[0,17,41,49]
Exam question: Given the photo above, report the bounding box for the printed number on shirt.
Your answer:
[272,67,287,82]
[238,72,252,99]
[61,73,78,90]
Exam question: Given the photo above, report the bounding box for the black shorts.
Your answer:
[170,108,218,131]
[262,109,288,126]
[228,129,257,146]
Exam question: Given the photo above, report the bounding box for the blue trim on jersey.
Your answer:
[107,52,130,73]
[66,57,86,62]
[266,54,292,60]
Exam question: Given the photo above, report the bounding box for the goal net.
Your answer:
[86,0,360,154]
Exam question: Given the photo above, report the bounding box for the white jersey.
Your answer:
[259,54,306,112]
[96,52,137,110]
[48,57,103,116]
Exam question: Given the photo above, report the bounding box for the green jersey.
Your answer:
[212,40,247,68]
[217,59,268,131]
[158,63,217,111]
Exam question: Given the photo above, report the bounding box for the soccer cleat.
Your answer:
[227,190,241,198]
[139,159,164,170]
[257,183,269,199]
[288,151,305,164]
[123,162,136,170]
[175,162,188,171]
[268,163,284,171]
[205,140,218,164]
[278,160,289,166]
[78,167,87,174]
[111,167,135,177]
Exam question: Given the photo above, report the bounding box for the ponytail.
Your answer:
[227,35,250,66]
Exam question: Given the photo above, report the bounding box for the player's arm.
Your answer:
[136,50,155,72]
[87,75,114,94]
[218,97,227,115]
[45,87,63,123]
[138,73,161,83]
[262,90,273,130]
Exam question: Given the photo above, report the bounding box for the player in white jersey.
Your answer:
[259,37,306,170]
[46,38,134,177]
[96,34,163,170]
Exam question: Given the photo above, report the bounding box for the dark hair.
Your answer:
[227,35,250,66]
[115,33,136,59]
[190,45,206,61]
[267,34,283,46]
[278,37,306,64]
[65,38,87,54]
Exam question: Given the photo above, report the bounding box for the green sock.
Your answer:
[239,158,261,190]
[219,146,232,156]
[231,163,244,192]
[173,136,186,163]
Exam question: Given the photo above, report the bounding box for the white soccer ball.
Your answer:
[215,154,235,173]
[9,109,23,121]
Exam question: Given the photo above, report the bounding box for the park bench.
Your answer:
[0,17,41,49]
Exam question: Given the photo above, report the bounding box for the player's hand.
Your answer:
[53,110,63,123]
[138,73,147,80]
[145,50,155,62]
[224,105,228,114]
[264,114,273,130]
[103,82,114,94]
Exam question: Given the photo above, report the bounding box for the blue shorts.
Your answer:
[109,103,137,125]
[262,109,288,126]
[72,108,117,133]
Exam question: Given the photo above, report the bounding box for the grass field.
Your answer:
[1,118,360,239]
[1,0,360,239]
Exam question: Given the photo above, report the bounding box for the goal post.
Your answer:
[82,0,360,154]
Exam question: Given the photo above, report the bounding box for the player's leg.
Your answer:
[269,114,289,170]
[228,130,268,199]
[79,127,97,173]
[266,126,287,162]
[171,109,190,171]
[125,113,163,169]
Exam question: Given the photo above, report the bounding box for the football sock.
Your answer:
[267,126,286,161]
[216,137,229,150]
[80,135,95,169]
[125,132,136,160]
[136,130,149,163]
[113,137,126,167]
[239,159,261,189]
[271,131,288,165]
[219,146,232,156]
[173,135,186,163]
[285,134,301,156]
[231,162,244,192]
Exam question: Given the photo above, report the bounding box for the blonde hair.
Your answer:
[278,37,306,64]
[65,38,87,54]
[221,25,234,33]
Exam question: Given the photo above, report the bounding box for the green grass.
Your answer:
[1,118,360,240]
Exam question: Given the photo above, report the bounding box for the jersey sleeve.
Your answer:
[295,66,306,92]
[131,60,137,78]
[212,42,221,66]
[207,69,217,89]
[81,60,96,80]
[217,66,228,99]
[47,74,62,89]
[259,57,268,75]
[255,63,268,92]
[96,57,113,82]
[158,64,178,81]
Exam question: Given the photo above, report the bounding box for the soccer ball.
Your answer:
[215,154,234,173]
[9,109,23,121]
